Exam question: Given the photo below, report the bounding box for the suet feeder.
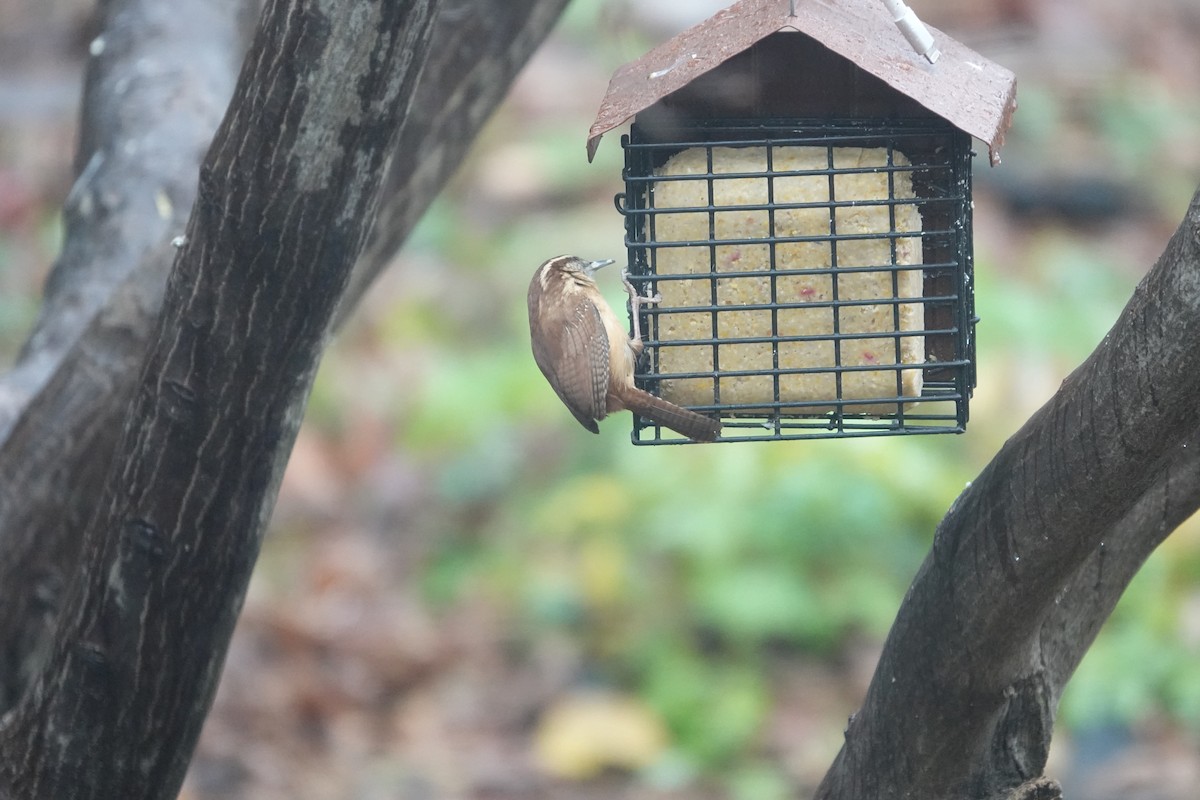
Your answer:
[586,0,1016,444]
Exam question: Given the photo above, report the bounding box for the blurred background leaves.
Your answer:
[2,0,1200,797]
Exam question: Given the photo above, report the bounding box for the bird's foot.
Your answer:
[621,270,661,306]
[621,270,660,346]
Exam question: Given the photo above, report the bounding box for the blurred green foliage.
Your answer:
[297,14,1200,773]
[0,214,57,368]
[307,167,1200,782]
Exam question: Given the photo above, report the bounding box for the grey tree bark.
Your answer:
[0,0,255,712]
[0,0,441,794]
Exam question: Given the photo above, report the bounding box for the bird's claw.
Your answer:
[621,270,661,305]
[620,270,660,347]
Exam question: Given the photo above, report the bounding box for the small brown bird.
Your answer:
[528,255,720,442]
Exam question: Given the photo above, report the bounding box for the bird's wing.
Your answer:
[557,299,610,429]
[531,298,610,433]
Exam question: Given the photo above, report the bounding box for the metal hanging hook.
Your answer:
[881,0,941,64]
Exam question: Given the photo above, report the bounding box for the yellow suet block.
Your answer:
[649,146,925,415]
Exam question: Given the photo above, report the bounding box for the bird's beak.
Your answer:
[584,258,616,276]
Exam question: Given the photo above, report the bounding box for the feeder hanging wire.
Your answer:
[880,0,941,64]
[785,1,940,64]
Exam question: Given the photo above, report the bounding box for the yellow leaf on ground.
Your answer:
[534,691,669,780]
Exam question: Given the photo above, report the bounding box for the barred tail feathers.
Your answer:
[622,388,720,442]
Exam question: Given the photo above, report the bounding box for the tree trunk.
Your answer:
[0,0,440,795]
[0,0,254,712]
[0,0,567,748]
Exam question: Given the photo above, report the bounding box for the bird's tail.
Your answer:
[622,388,721,442]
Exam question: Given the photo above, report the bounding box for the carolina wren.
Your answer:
[528,255,720,442]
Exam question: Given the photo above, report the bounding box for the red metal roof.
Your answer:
[587,0,1017,165]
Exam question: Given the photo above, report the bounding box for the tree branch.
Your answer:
[1038,423,1200,703]
[816,186,1200,799]
[0,0,254,435]
[0,1,437,797]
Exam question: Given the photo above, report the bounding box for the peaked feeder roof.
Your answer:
[587,0,1017,165]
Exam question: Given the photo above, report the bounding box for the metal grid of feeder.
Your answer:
[618,118,975,443]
